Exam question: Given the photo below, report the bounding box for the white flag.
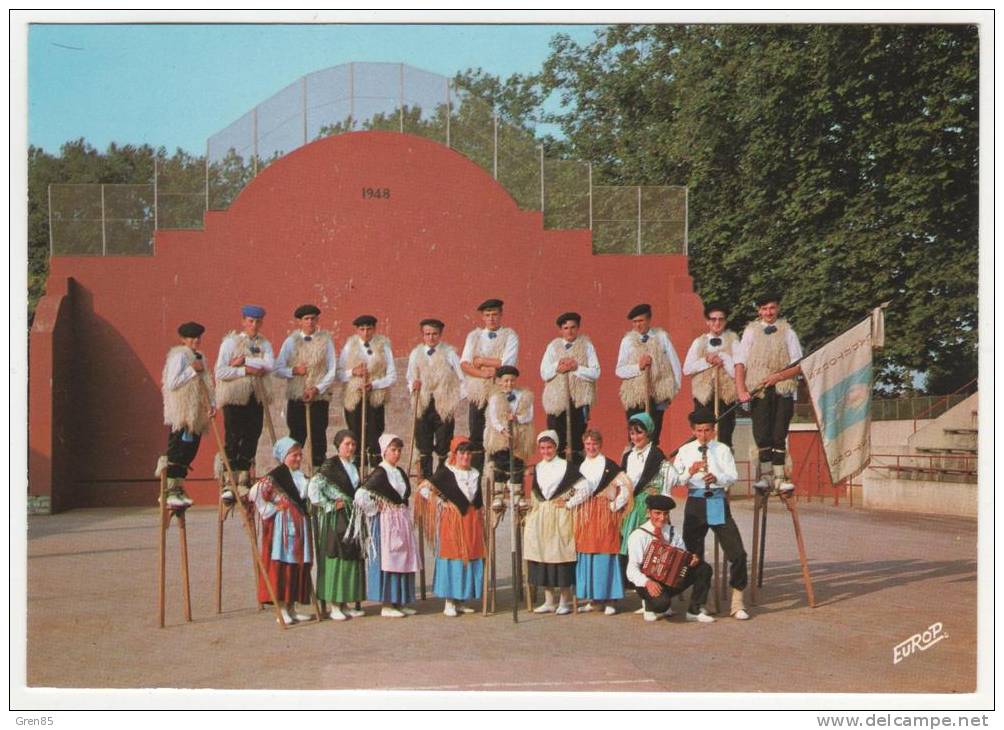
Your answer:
[799,307,885,484]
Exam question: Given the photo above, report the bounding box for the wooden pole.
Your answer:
[482,472,493,616]
[359,377,369,478]
[564,372,574,461]
[750,491,762,607]
[252,376,276,445]
[158,469,167,628]
[177,510,193,622]
[305,401,314,477]
[712,368,722,613]
[781,492,816,608]
[757,491,768,588]
[302,503,324,621]
[197,377,287,629]
[406,393,427,600]
[215,496,224,614]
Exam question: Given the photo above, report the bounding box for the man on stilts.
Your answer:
[214,304,274,501]
[683,302,740,449]
[460,299,519,475]
[339,314,397,470]
[734,293,804,493]
[407,318,464,480]
[274,304,339,471]
[615,303,682,447]
[160,321,216,507]
[540,311,600,462]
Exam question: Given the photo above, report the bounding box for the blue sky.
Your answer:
[28,23,605,155]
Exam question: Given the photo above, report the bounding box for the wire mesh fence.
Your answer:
[49,62,688,257]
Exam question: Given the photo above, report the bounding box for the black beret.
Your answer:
[353,314,378,327]
[420,318,445,331]
[177,321,205,338]
[294,304,321,319]
[703,301,730,318]
[556,311,581,327]
[495,365,520,378]
[627,303,652,320]
[755,293,782,307]
[688,408,716,426]
[646,494,676,511]
[477,298,504,311]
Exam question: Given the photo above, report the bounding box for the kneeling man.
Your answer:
[625,494,714,623]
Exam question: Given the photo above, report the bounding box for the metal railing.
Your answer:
[48,62,688,258]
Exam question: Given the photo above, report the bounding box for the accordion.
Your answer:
[641,534,692,588]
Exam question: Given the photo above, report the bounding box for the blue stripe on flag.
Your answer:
[819,365,872,442]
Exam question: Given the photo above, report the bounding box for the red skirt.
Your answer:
[256,515,313,605]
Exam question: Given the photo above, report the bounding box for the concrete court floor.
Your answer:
[24,498,977,695]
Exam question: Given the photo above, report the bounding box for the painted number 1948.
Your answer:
[362,188,391,199]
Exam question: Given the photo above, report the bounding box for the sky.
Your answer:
[27,23,605,155]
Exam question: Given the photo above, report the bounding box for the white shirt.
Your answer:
[405,343,466,397]
[448,464,480,503]
[615,328,683,386]
[215,332,275,381]
[486,388,534,434]
[626,519,686,588]
[254,468,308,520]
[625,443,653,487]
[337,337,397,391]
[460,327,520,368]
[670,439,737,492]
[274,331,340,395]
[163,348,216,407]
[539,337,600,383]
[534,457,568,500]
[566,455,629,511]
[683,333,735,378]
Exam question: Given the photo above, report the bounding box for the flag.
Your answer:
[799,306,886,484]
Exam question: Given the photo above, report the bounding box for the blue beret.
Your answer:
[241,304,266,319]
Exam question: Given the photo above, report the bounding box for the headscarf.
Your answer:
[447,435,471,466]
[628,412,655,435]
[273,436,300,464]
[536,429,560,445]
[378,433,401,455]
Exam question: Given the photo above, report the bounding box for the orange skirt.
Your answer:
[439,505,485,562]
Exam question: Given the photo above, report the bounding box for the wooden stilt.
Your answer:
[177,508,193,622]
[482,472,494,616]
[781,492,816,607]
[158,469,168,628]
[750,491,762,607]
[215,496,224,614]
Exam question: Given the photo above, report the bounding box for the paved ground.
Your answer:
[25,498,977,694]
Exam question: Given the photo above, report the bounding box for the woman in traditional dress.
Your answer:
[249,436,314,625]
[523,430,582,615]
[353,434,422,618]
[566,429,631,615]
[417,437,485,617]
[307,429,366,620]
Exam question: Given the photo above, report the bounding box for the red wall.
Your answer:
[29,131,706,509]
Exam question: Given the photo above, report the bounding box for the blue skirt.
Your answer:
[575,553,624,601]
[365,515,416,604]
[432,556,484,601]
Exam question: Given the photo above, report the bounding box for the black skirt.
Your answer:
[527,560,576,588]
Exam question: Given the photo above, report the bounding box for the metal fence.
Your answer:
[49,62,688,257]
[793,393,972,423]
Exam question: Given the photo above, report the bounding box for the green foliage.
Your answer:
[532,25,979,394]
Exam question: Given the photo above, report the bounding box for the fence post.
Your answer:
[445,78,451,148]
[349,62,355,128]
[100,184,107,256]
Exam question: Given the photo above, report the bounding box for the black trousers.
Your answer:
[345,402,385,470]
[491,450,525,485]
[223,400,264,472]
[633,561,712,614]
[547,405,589,461]
[468,402,488,474]
[416,398,454,479]
[750,387,795,464]
[683,497,748,590]
[287,398,330,468]
[166,429,202,479]
[625,399,667,446]
[692,397,736,449]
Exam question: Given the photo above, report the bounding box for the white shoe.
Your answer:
[491,497,504,510]
[344,606,366,618]
[643,611,659,622]
[220,488,235,503]
[732,609,750,620]
[279,608,296,625]
[634,605,646,615]
[753,476,772,491]
[579,602,595,613]
[777,481,795,493]
[660,606,674,618]
[381,606,405,618]
[555,604,572,616]
[327,605,348,621]
[533,603,556,614]
[604,605,617,616]
[292,608,313,621]
[399,605,417,616]
[456,603,476,614]
[686,610,716,623]
[165,493,188,509]
[444,601,458,617]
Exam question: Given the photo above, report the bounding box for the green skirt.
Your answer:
[316,556,363,603]
[619,494,650,555]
